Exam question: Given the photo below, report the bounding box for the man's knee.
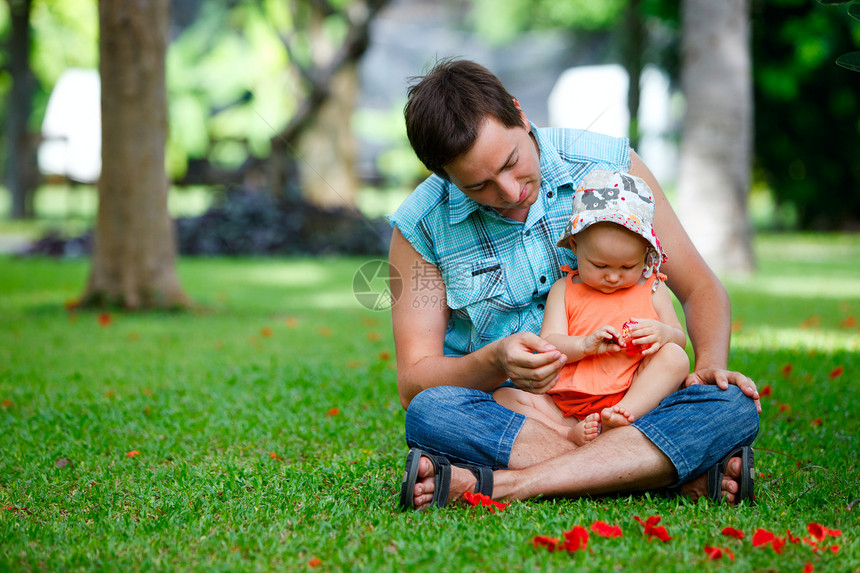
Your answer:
[721,385,760,445]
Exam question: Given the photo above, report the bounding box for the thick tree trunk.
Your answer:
[299,63,360,208]
[81,0,189,309]
[3,0,40,220]
[677,0,755,275]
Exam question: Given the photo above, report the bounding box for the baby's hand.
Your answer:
[582,325,622,356]
[623,318,673,355]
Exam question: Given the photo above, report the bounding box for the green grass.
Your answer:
[1,234,858,572]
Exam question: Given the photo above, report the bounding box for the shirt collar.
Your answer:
[448,180,480,224]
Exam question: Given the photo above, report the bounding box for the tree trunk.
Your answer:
[81,0,189,309]
[299,63,360,208]
[3,0,40,220]
[623,0,643,150]
[677,0,755,275]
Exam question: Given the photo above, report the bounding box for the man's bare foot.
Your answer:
[600,405,635,431]
[680,456,743,504]
[411,455,478,510]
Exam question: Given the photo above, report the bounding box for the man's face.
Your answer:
[443,113,542,218]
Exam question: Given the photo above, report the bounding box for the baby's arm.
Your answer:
[627,282,687,355]
[540,279,622,362]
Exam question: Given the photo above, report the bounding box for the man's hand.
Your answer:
[685,368,762,413]
[493,332,567,394]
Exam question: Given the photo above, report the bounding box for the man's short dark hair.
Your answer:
[404,58,523,180]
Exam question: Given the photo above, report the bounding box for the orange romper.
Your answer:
[547,266,663,418]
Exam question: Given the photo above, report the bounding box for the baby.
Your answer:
[494,169,690,445]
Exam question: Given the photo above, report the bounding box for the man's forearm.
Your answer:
[397,344,507,408]
[683,283,732,371]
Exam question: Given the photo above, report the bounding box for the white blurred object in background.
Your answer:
[38,68,101,183]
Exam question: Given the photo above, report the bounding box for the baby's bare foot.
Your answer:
[600,405,635,431]
[580,412,601,443]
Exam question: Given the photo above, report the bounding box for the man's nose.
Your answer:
[497,173,520,203]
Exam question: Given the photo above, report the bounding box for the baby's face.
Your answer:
[573,223,648,294]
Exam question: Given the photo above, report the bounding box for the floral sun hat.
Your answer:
[557,169,668,289]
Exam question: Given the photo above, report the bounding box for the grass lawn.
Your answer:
[1,233,858,572]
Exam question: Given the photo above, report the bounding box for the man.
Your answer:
[388,59,760,509]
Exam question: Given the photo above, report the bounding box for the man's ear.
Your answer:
[513,98,529,128]
[568,237,577,255]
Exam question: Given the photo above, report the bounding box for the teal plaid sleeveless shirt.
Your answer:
[389,125,630,356]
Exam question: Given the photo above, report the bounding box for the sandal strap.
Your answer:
[455,463,494,497]
[707,446,755,504]
[430,455,452,508]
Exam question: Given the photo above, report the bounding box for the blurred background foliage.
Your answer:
[0,0,859,243]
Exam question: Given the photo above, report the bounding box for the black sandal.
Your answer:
[707,445,755,504]
[398,448,494,511]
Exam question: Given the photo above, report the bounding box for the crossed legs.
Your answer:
[404,384,759,509]
[409,420,744,509]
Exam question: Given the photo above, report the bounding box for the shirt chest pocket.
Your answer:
[443,259,518,346]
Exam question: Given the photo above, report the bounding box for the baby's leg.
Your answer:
[602,342,689,431]
[493,387,591,446]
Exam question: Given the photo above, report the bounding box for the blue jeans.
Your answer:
[404,384,759,485]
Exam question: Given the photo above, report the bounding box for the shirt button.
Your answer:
[525,229,531,236]
[538,304,545,311]
[532,290,539,297]
[547,191,554,198]
[540,276,547,283]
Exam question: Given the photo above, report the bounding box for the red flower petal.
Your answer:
[98,313,112,327]
[760,384,772,397]
[561,525,589,552]
[326,408,340,417]
[810,417,822,426]
[125,450,141,458]
[752,528,775,547]
[808,522,842,541]
[829,366,844,379]
[633,515,672,542]
[462,491,508,512]
[771,536,786,554]
[787,529,801,543]
[721,526,745,540]
[633,514,661,528]
[803,562,814,573]
[704,546,735,561]
[808,522,825,541]
[532,536,559,551]
[590,520,623,538]
[308,557,322,567]
[781,363,793,377]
